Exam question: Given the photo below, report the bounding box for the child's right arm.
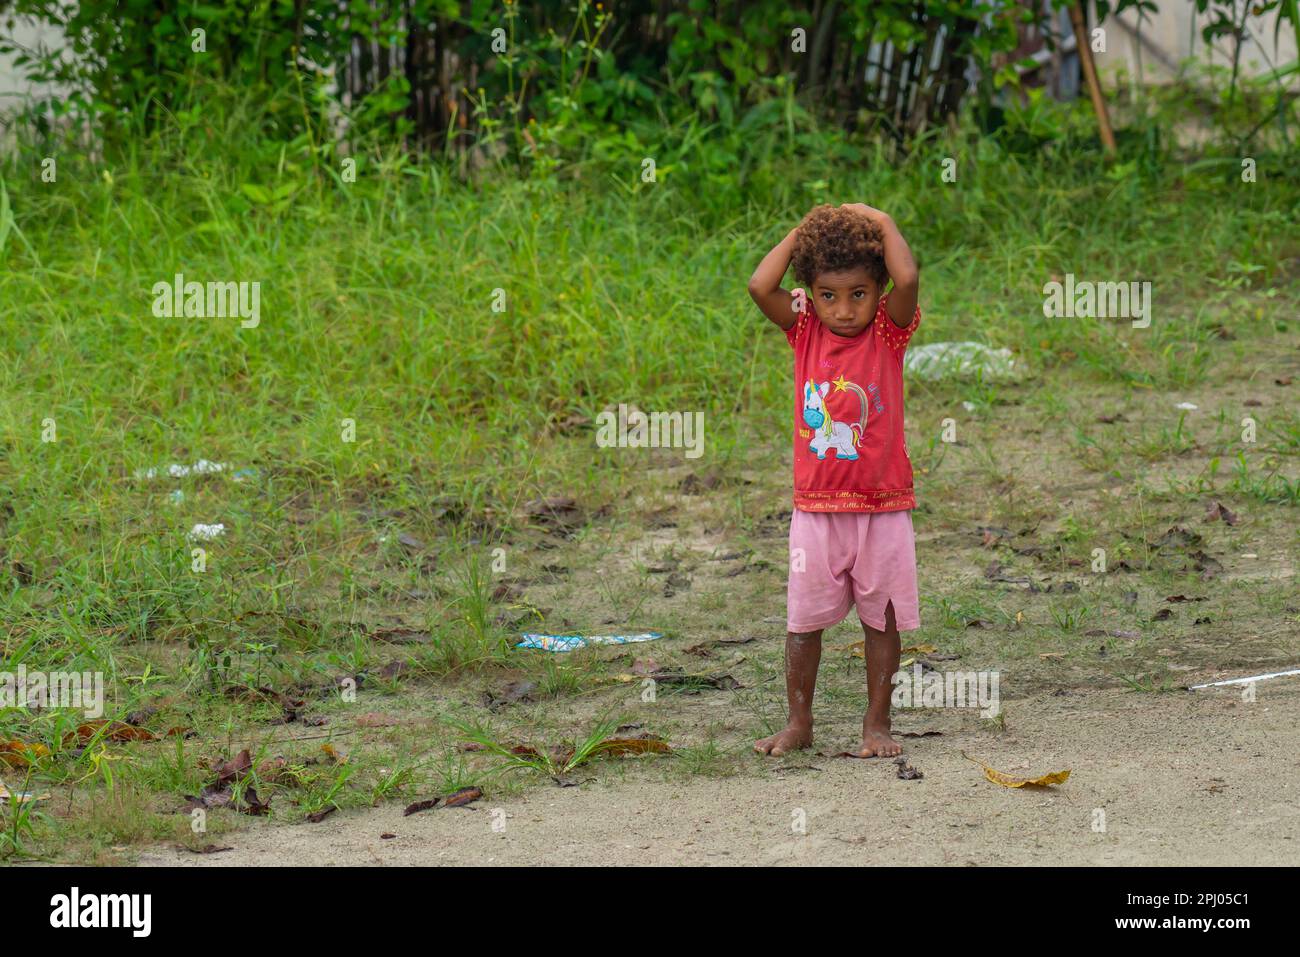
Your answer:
[747,227,799,331]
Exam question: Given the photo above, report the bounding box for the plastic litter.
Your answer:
[187,523,225,541]
[0,782,46,804]
[517,632,664,653]
[1188,668,1300,690]
[904,342,1018,381]
[169,490,185,505]
[135,459,227,480]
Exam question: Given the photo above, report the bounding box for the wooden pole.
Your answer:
[1069,1,1116,155]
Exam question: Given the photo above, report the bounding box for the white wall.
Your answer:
[0,18,71,110]
[1096,0,1298,84]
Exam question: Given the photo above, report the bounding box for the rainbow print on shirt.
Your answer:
[800,374,869,461]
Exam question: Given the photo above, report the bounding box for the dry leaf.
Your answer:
[64,720,158,745]
[212,749,253,784]
[442,786,483,808]
[0,740,50,768]
[257,757,298,785]
[964,752,1070,788]
[1203,501,1239,525]
[240,786,271,816]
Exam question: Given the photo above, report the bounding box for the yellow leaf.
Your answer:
[964,752,1070,788]
[902,643,938,655]
[0,740,50,768]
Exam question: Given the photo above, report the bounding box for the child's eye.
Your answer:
[852,290,865,299]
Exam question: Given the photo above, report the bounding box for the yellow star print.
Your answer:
[831,374,850,392]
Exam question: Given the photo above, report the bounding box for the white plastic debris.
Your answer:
[134,459,228,480]
[187,523,225,541]
[904,342,1018,381]
[1189,668,1300,690]
[0,782,44,805]
[517,632,663,652]
[1175,402,1198,410]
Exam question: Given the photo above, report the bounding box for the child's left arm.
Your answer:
[842,204,919,330]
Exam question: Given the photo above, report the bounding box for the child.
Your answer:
[746,203,921,758]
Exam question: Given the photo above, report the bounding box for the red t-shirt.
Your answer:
[786,290,921,512]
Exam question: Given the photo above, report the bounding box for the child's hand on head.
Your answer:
[840,202,889,223]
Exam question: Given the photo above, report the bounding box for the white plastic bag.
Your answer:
[904,342,1018,381]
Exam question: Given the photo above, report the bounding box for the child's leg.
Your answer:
[857,599,902,758]
[753,628,823,755]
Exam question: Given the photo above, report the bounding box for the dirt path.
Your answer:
[138,682,1300,866]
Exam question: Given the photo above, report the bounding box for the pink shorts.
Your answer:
[786,508,920,633]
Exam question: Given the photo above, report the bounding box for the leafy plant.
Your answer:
[446,713,632,778]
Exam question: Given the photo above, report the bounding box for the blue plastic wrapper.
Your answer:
[517,632,664,653]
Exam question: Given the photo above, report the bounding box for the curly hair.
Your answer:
[790,204,887,288]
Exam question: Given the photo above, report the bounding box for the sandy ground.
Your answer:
[137,681,1300,866]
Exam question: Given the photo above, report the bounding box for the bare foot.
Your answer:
[856,725,902,758]
[754,725,813,756]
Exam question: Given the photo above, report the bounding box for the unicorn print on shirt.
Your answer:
[801,376,869,461]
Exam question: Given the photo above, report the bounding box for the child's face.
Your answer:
[812,267,880,337]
